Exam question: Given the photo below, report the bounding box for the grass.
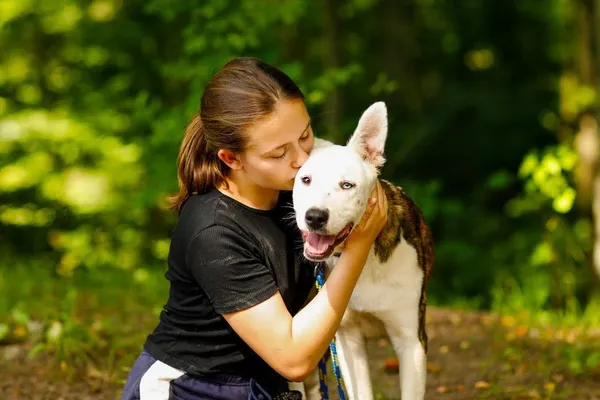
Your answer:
[0,262,168,383]
[479,317,600,399]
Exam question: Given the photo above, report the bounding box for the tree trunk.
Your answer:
[590,0,600,284]
[574,0,597,211]
[573,0,600,286]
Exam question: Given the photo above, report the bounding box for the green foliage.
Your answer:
[0,0,598,337]
[509,144,578,216]
[489,144,590,312]
[0,110,146,274]
[0,262,168,374]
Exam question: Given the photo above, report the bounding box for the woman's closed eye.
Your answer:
[300,130,311,141]
[271,149,287,159]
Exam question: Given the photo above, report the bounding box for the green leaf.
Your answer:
[552,188,576,214]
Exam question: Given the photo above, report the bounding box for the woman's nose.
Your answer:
[292,148,309,169]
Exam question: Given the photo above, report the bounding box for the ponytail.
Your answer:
[168,115,226,213]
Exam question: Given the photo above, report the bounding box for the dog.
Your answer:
[290,102,434,400]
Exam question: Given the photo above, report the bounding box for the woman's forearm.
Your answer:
[289,244,371,371]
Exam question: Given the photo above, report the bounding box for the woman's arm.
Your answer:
[223,181,388,381]
[223,244,370,381]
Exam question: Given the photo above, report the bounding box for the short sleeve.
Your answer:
[186,225,279,314]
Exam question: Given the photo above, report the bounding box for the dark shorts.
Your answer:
[121,350,302,400]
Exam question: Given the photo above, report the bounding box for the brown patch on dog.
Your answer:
[374,179,435,353]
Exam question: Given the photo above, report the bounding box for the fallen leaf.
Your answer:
[544,382,555,392]
[439,345,449,354]
[553,374,564,383]
[455,384,465,392]
[474,381,491,389]
[437,385,448,393]
[427,362,441,373]
[384,358,399,373]
[501,315,516,327]
[515,325,528,337]
[459,340,470,350]
[14,326,27,338]
[527,390,541,398]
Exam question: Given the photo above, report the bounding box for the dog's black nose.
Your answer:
[305,208,329,230]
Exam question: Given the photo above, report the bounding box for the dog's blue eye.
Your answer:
[340,181,355,190]
[301,176,311,185]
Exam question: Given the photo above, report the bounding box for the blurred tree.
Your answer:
[569,0,600,288]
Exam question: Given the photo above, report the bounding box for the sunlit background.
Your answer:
[1,0,599,399]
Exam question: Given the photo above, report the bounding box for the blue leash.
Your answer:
[314,264,347,400]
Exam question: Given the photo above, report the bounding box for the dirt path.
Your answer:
[1,307,599,400]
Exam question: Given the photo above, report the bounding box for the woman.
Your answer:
[122,57,388,400]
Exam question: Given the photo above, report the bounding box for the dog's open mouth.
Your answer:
[301,224,353,261]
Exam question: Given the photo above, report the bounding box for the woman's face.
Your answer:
[239,98,315,191]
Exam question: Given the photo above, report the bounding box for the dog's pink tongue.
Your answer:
[306,232,335,254]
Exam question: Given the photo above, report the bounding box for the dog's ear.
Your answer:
[347,102,388,169]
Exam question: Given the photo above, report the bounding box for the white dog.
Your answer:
[291,102,434,400]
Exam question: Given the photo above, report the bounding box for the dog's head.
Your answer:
[292,102,388,261]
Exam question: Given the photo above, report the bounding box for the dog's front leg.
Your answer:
[335,323,373,400]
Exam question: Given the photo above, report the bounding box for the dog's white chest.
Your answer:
[332,238,423,313]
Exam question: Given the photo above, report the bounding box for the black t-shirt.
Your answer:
[144,188,315,393]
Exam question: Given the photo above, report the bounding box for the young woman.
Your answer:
[121,57,388,400]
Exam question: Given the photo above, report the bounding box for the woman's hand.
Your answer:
[344,179,389,252]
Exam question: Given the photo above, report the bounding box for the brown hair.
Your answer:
[169,57,305,213]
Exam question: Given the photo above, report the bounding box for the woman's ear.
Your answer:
[217,149,243,170]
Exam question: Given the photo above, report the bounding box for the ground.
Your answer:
[1,307,599,400]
